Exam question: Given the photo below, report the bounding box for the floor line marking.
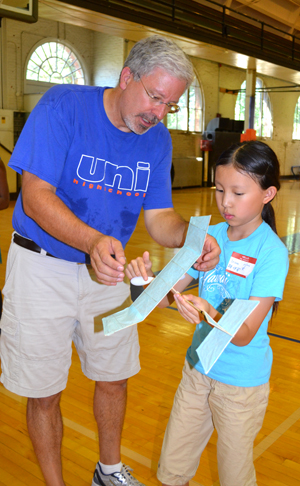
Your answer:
[211,406,300,486]
[252,406,300,460]
[1,389,300,486]
[268,332,300,344]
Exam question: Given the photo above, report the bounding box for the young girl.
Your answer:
[125,141,289,486]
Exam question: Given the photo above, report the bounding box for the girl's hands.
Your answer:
[174,293,210,324]
[125,251,154,282]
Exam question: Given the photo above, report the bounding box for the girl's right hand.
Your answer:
[125,251,154,282]
[174,293,210,324]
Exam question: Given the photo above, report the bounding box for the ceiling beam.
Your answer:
[54,0,300,71]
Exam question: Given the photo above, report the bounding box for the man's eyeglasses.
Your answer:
[137,73,180,114]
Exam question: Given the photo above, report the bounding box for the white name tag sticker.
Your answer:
[226,251,257,278]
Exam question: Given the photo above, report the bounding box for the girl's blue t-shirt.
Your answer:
[9,85,173,262]
[186,221,289,387]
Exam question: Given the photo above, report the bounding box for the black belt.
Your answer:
[13,233,56,258]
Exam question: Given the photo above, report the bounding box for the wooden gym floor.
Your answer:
[0,179,299,486]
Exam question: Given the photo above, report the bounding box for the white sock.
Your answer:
[100,462,122,475]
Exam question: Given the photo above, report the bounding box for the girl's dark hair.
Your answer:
[216,140,280,233]
[215,140,281,315]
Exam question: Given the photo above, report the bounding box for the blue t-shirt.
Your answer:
[9,85,173,262]
[186,221,289,387]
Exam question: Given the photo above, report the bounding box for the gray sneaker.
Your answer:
[92,463,146,486]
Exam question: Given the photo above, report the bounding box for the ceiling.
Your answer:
[34,0,300,85]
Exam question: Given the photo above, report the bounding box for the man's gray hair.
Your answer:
[123,35,194,89]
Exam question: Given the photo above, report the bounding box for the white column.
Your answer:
[244,57,256,131]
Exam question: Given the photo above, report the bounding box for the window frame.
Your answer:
[166,75,204,133]
[292,96,300,140]
[24,38,88,95]
[235,77,273,138]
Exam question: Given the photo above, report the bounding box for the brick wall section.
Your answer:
[93,32,123,87]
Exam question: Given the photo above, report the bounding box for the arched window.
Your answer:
[235,78,272,138]
[26,41,85,85]
[166,76,203,132]
[293,97,300,139]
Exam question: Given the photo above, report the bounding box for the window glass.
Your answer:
[26,41,85,85]
[167,76,203,132]
[293,97,300,140]
[235,78,272,137]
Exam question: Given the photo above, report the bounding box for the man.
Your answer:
[0,35,220,486]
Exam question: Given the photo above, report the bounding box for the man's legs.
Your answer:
[94,379,127,464]
[75,269,142,485]
[92,379,147,486]
[1,247,81,484]
[27,392,65,486]
[26,379,128,486]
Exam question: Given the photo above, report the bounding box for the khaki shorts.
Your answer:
[0,240,140,398]
[157,360,269,486]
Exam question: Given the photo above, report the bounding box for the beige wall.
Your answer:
[93,32,123,88]
[3,17,93,111]
[1,16,299,177]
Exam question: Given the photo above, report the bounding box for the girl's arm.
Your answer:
[125,251,193,308]
[174,293,275,346]
[230,295,275,346]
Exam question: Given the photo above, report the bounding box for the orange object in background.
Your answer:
[240,129,256,142]
[200,139,213,151]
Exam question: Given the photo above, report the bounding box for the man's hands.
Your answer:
[193,234,220,272]
[88,234,127,285]
[22,172,220,286]
[93,231,220,286]
[144,209,220,273]
[21,172,128,286]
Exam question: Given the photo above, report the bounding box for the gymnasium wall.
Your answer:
[2,16,299,176]
[4,18,93,111]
